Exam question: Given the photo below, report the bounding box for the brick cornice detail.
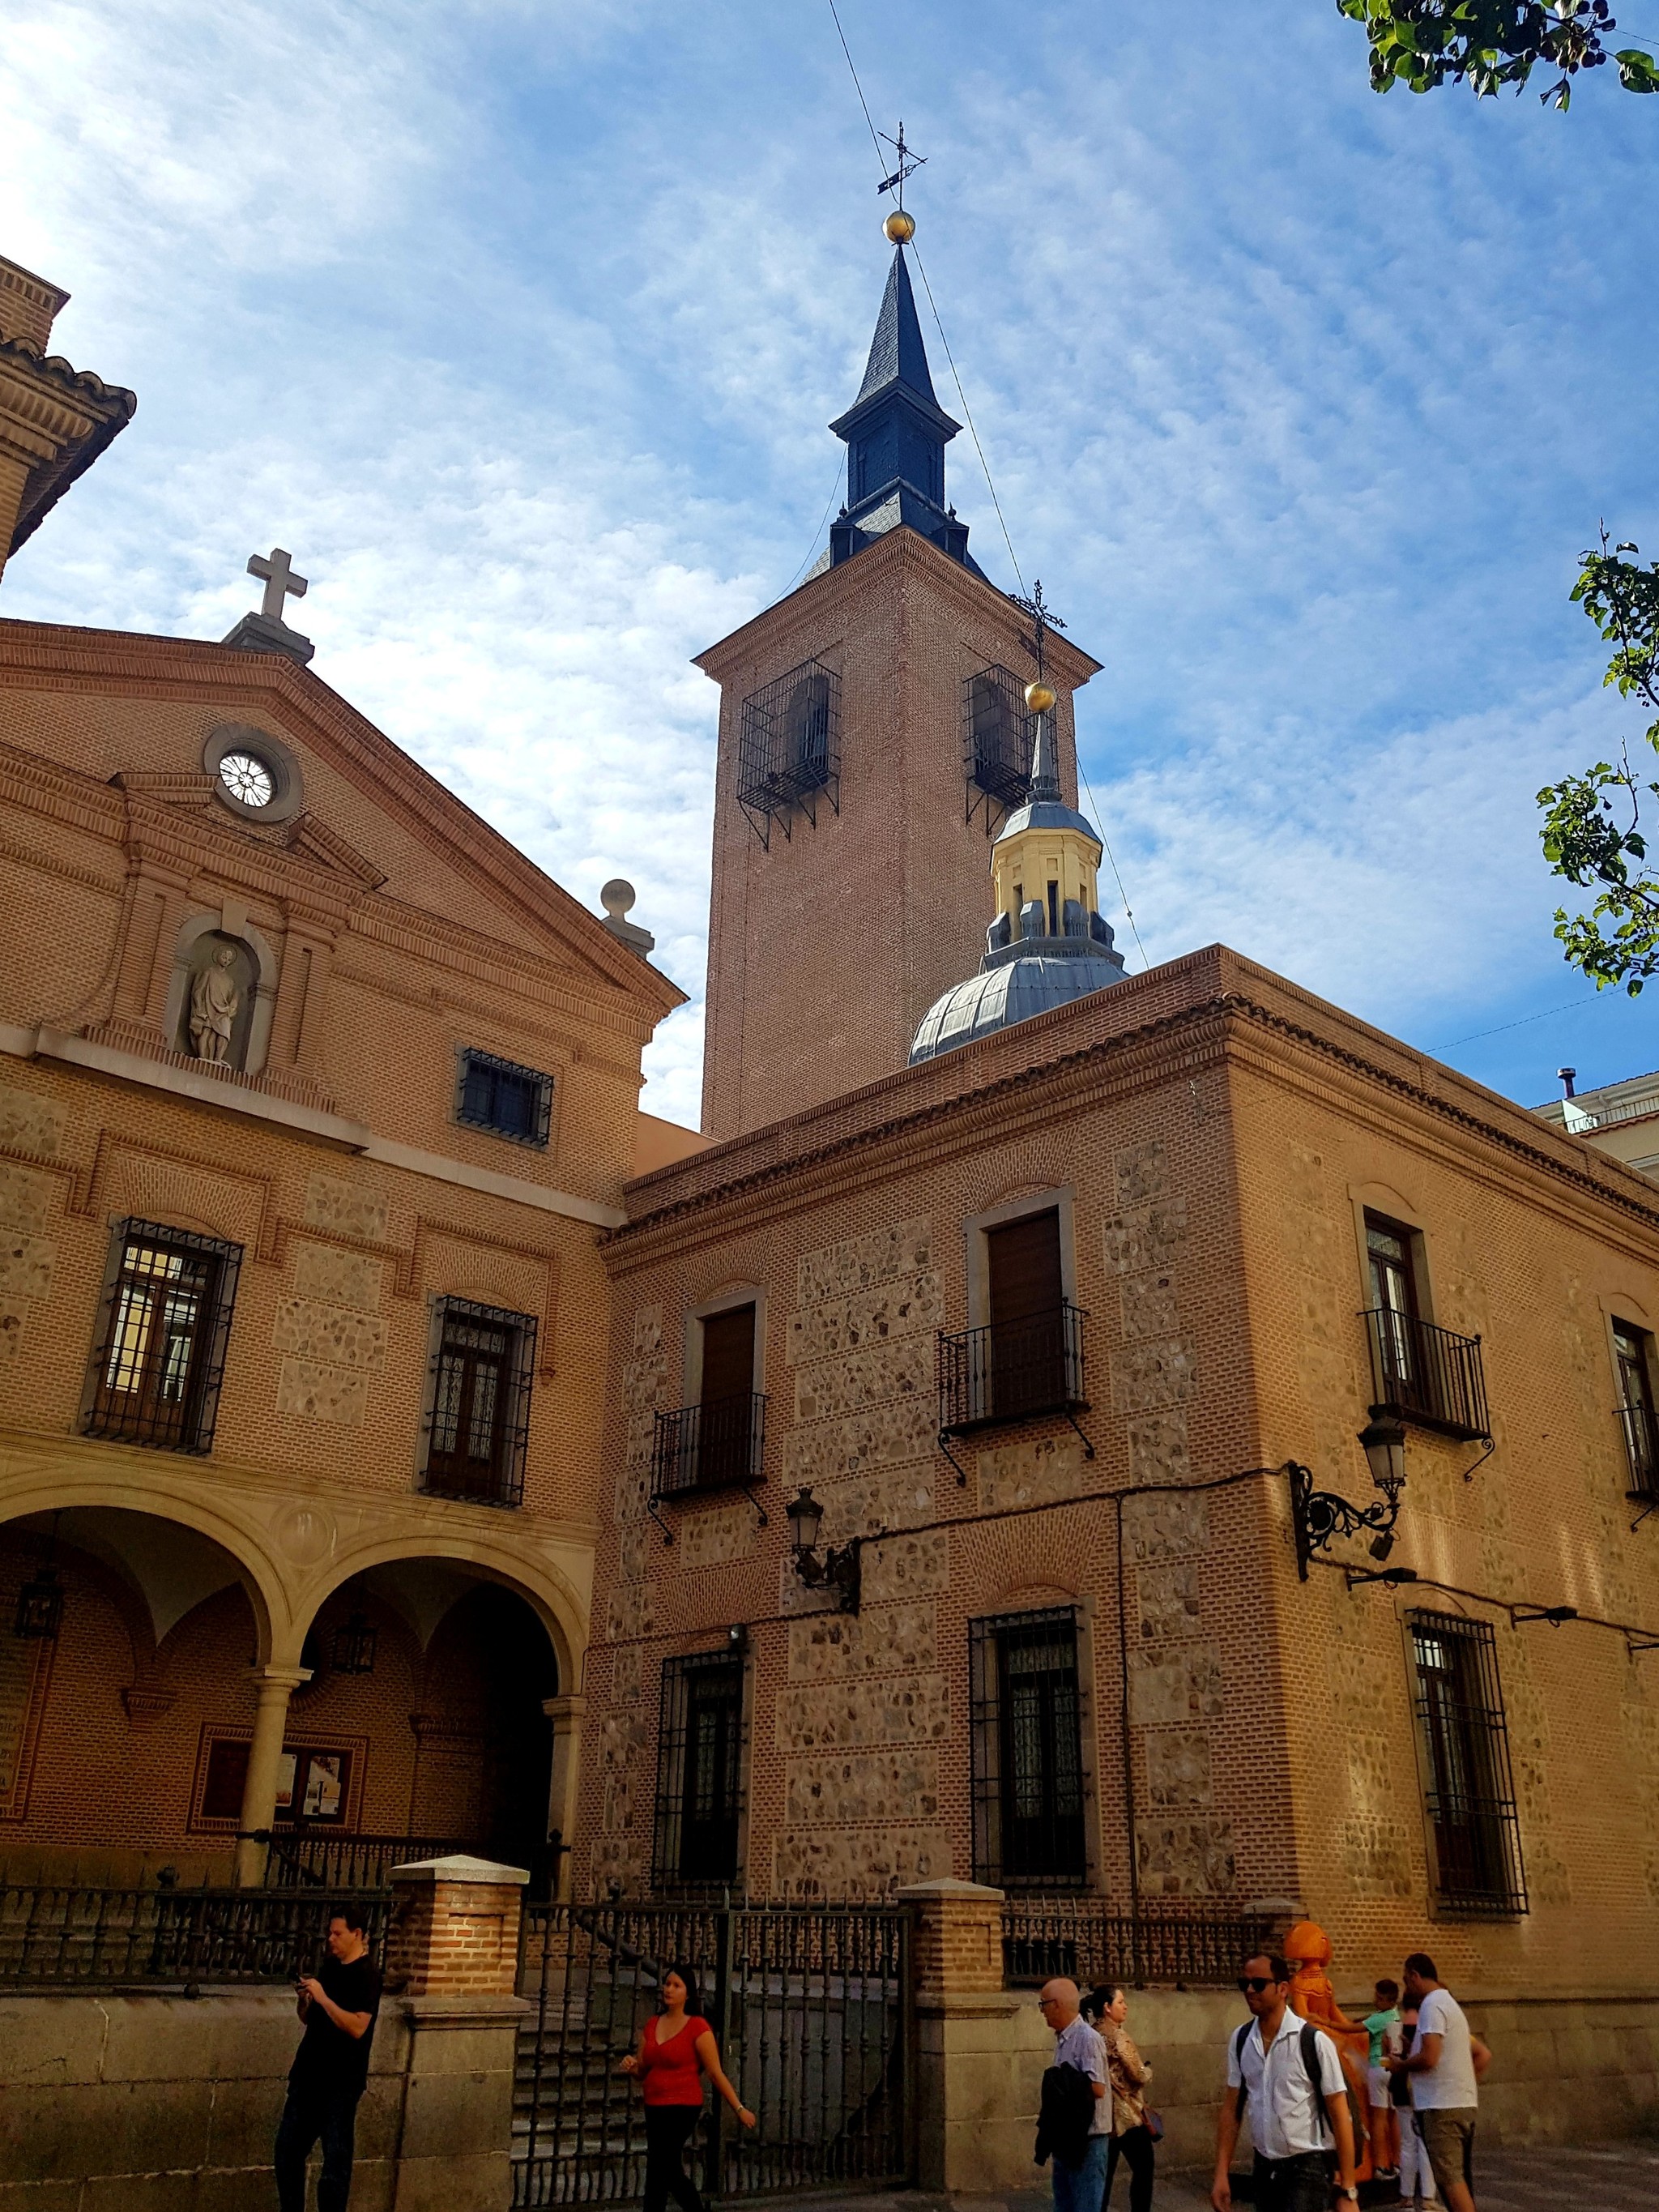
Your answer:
[611,989,1659,1265]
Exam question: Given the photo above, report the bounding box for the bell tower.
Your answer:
[696,231,1101,1141]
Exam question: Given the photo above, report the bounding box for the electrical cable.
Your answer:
[825,0,886,167]
[1077,755,1149,971]
[906,242,1027,596]
[778,453,849,599]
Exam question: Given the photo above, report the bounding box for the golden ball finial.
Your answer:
[884,208,916,245]
[1025,681,1056,715]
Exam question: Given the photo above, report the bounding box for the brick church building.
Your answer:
[573,231,1659,2100]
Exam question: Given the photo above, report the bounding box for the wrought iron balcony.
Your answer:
[1361,1308,1490,1441]
[938,1303,1087,1437]
[651,1392,767,1500]
[1618,1403,1659,1504]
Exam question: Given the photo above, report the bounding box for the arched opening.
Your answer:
[0,1505,270,1885]
[273,1559,563,1890]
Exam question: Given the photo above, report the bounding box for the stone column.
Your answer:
[233,1663,310,1887]
[385,1855,532,2211]
[898,1876,1047,2196]
[543,1693,585,1900]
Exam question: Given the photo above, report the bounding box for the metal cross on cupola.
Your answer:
[247,546,308,626]
[1013,579,1066,678]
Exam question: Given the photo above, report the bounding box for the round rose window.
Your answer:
[218,750,275,809]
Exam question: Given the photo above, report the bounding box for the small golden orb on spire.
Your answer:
[884,208,916,245]
[1025,681,1056,715]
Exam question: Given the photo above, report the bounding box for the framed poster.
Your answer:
[274,1750,297,1813]
[301,1751,345,1821]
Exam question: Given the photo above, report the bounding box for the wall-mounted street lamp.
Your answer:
[786,1485,862,1615]
[1512,1604,1578,1627]
[1290,1417,1410,1580]
[12,1564,62,1641]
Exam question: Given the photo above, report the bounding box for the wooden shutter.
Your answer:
[987,1211,1062,1326]
[701,1304,756,1403]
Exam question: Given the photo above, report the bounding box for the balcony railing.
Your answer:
[1000,1898,1280,1991]
[1618,1403,1659,1503]
[1362,1308,1491,1441]
[651,1392,766,1500]
[939,1303,1087,1437]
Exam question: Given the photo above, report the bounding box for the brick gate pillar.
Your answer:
[384,1854,532,2211]
[898,1876,1045,2195]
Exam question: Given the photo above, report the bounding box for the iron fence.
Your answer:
[1361,1307,1490,1441]
[514,1898,911,2206]
[0,1882,390,1989]
[939,1303,1087,1436]
[1000,1898,1280,1991]
[261,1831,484,1890]
[650,1394,767,1501]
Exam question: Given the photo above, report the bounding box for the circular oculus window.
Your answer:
[218,749,276,809]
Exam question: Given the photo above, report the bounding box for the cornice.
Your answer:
[610,984,1659,1266]
[0,620,684,1020]
[693,523,1102,688]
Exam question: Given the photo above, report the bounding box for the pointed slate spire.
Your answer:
[827,245,969,570]
[854,248,941,410]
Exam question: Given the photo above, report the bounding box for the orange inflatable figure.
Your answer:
[1282,1919,1373,2184]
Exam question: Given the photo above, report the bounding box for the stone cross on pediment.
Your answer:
[247,546,308,624]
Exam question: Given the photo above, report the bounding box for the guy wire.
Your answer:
[825,0,1148,962]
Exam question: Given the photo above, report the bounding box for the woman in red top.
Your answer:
[618,1965,756,2212]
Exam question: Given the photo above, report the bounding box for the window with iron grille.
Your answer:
[652,1650,745,1890]
[736,658,840,844]
[454,1047,552,1147]
[970,1608,1088,1889]
[962,665,1034,822]
[1613,1320,1659,1504]
[83,1219,243,1454]
[1408,1611,1527,1916]
[419,1297,537,1507]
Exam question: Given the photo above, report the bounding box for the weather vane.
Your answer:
[1013,579,1066,685]
[878,121,924,242]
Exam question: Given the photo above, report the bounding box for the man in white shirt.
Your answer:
[1211,1952,1357,2212]
[1037,1977,1110,2212]
[1388,1953,1491,2212]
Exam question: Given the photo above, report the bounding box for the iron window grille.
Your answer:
[83,1219,243,1454]
[1408,1610,1528,1917]
[962,664,1034,830]
[652,1650,746,1893]
[939,1303,1088,1437]
[1361,1309,1490,1441]
[970,1607,1089,1890]
[418,1296,537,1507]
[651,1394,767,1501]
[1612,1321,1659,1508]
[736,658,841,847]
[454,1047,553,1147]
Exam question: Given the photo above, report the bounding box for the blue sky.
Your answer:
[3,0,1657,1126]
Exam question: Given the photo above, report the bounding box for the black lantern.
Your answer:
[786,1486,824,1554]
[13,1565,63,1641]
[331,1608,377,1675]
[1358,1416,1408,1497]
[786,1484,861,1614]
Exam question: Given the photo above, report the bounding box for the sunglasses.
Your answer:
[1237,1976,1281,1994]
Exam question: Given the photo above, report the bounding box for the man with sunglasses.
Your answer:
[1211,1954,1358,2212]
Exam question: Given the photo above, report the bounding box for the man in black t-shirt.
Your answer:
[274,1906,383,2212]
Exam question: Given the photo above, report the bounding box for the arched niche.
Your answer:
[163,911,279,1074]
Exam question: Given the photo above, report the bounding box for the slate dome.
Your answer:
[909,942,1128,1065]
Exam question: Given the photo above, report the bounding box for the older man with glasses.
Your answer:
[1211,1953,1358,2212]
[1035,1977,1111,2212]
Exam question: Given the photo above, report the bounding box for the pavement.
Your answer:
[860,2138,1659,2212]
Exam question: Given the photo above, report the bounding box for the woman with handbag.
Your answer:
[1093,1983,1158,2211]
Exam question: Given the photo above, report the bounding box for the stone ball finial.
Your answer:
[600,879,636,919]
[884,209,916,245]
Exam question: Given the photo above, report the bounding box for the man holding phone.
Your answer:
[274,1906,383,2211]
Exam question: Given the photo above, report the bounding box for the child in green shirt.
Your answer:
[1363,1975,1403,2178]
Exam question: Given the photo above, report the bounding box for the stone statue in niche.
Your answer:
[181,933,255,1070]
